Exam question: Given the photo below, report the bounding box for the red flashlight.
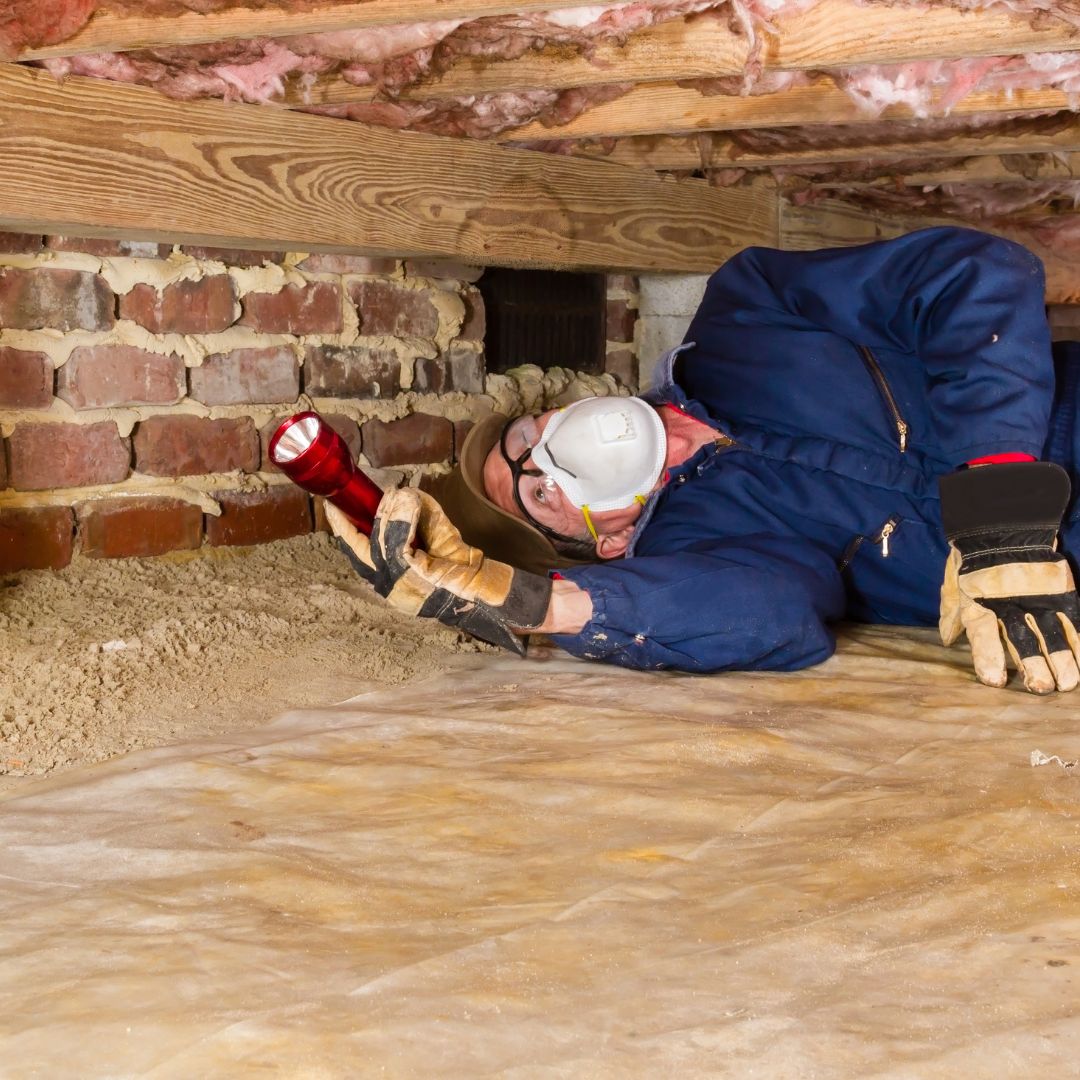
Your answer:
[268,411,383,534]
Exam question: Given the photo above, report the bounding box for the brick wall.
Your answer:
[0,232,639,572]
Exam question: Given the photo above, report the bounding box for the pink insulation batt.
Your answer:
[22,0,1080,138]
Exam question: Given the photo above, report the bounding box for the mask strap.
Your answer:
[635,495,647,506]
[581,505,599,542]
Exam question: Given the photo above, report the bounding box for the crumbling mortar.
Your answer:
[485,365,624,417]
[606,286,641,304]
[0,398,294,439]
[0,468,298,517]
[0,323,297,369]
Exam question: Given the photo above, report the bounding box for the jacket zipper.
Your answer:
[857,345,910,453]
[838,516,900,570]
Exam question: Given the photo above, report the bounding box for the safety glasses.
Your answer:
[499,417,587,547]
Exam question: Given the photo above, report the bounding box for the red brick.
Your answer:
[0,347,53,409]
[404,259,483,283]
[47,236,171,259]
[133,416,259,477]
[189,346,299,406]
[297,254,397,275]
[604,347,637,388]
[77,497,202,559]
[414,343,484,395]
[57,345,185,409]
[606,273,639,294]
[8,422,130,491]
[119,276,237,334]
[181,246,286,267]
[0,232,43,255]
[240,282,342,335]
[361,413,453,467]
[606,298,637,343]
[453,420,474,462]
[0,268,114,332]
[303,344,400,398]
[0,507,74,572]
[261,412,359,473]
[206,486,312,547]
[349,280,439,338]
[460,286,485,341]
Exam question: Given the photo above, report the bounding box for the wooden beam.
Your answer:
[283,17,745,107]
[551,117,1080,172]
[780,196,1080,303]
[765,1,1080,70]
[800,154,1080,188]
[501,79,1074,142]
[18,1,563,59]
[285,0,1080,106]
[888,155,1080,185]
[0,64,776,273]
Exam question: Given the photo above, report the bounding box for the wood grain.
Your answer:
[284,1,1080,106]
[19,0,564,58]
[780,196,1080,303]
[503,79,1075,142]
[557,119,1080,172]
[0,64,776,273]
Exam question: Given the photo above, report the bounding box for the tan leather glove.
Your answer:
[326,490,553,655]
[939,462,1080,694]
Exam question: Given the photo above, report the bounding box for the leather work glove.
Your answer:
[939,461,1080,694]
[325,490,553,656]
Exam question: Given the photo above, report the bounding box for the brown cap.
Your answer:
[429,412,595,576]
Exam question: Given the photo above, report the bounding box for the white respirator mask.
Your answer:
[530,396,667,523]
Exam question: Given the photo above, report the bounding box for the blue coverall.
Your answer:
[551,227,1080,674]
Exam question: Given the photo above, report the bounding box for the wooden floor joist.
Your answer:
[796,156,1080,189]
[882,155,1080,186]
[502,80,1076,142]
[780,196,1080,303]
[284,0,1080,107]
[549,119,1080,172]
[0,64,777,273]
[18,0,561,59]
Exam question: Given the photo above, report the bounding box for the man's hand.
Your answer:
[326,490,553,655]
[939,462,1080,694]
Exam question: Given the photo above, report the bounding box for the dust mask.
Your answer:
[530,396,667,514]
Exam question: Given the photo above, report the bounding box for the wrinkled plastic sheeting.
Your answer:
[2,625,1080,1078]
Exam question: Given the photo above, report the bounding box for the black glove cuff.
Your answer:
[958,533,1065,573]
[501,570,554,632]
[939,462,1071,541]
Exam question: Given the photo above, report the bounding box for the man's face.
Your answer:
[482,410,645,556]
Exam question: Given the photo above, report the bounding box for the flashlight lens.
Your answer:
[271,415,320,463]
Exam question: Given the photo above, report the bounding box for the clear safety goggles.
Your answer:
[499,417,589,546]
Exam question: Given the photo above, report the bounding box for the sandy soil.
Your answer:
[0,534,491,785]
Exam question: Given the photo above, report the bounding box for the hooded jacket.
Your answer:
[550,226,1080,673]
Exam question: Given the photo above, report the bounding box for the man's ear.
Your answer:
[595,526,635,561]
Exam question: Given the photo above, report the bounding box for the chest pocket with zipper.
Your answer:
[857,345,910,453]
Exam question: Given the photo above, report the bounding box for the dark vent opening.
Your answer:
[478,269,606,375]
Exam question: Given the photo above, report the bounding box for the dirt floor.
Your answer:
[0,533,491,785]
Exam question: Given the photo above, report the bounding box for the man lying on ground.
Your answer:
[328,226,1080,695]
